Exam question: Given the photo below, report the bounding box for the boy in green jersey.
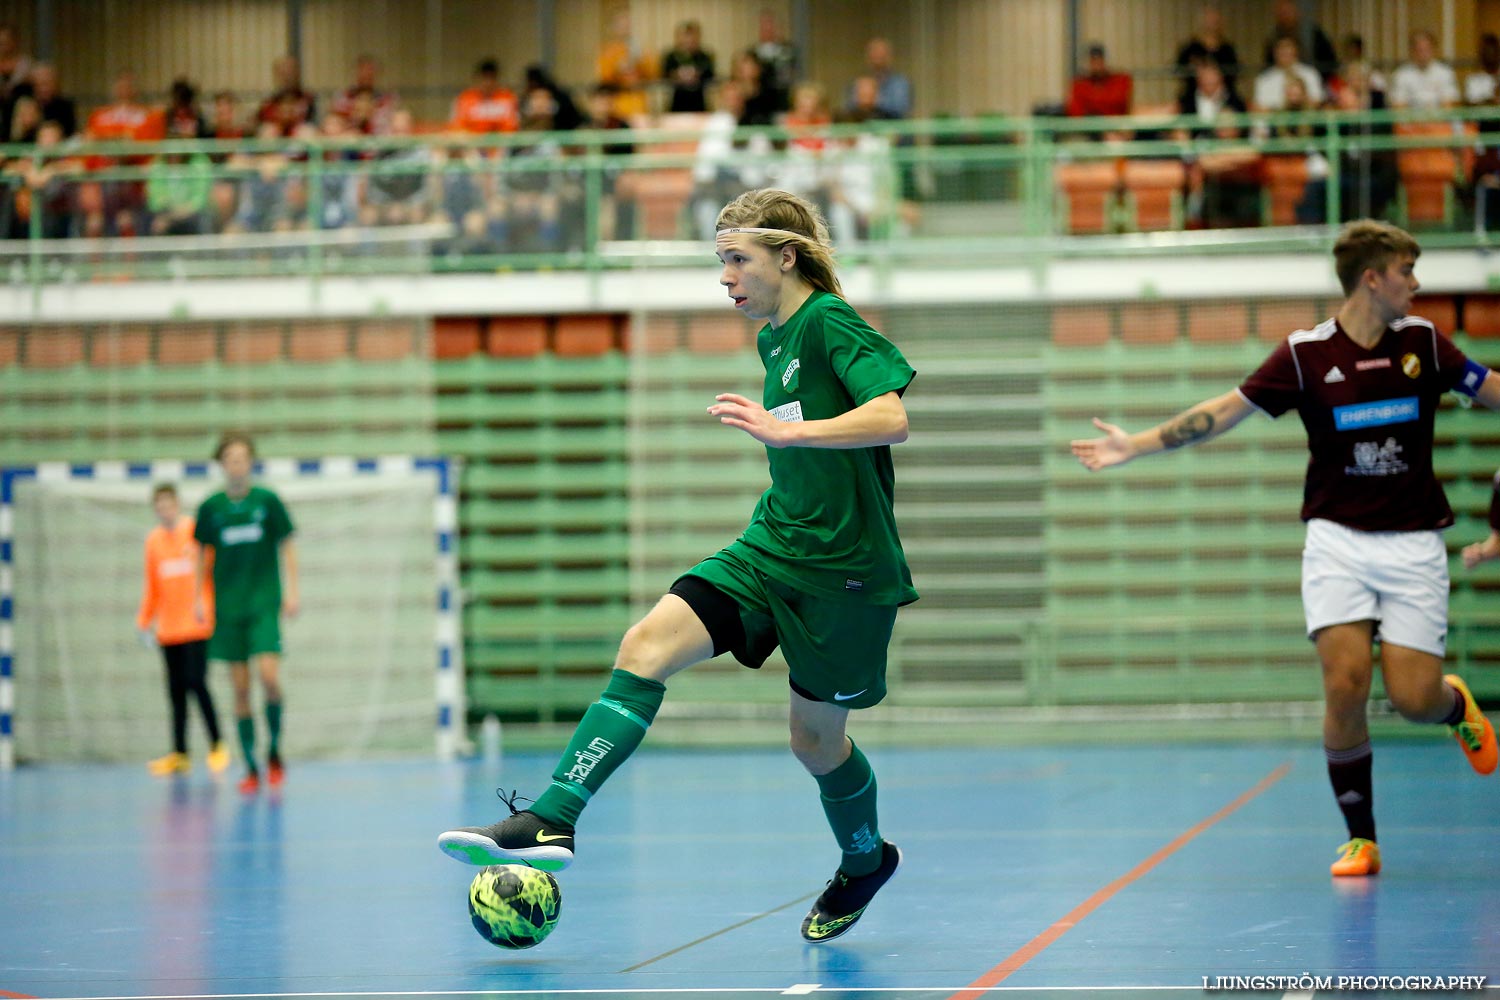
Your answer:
[440,189,917,942]
[194,432,299,794]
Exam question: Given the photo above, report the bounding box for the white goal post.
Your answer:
[0,456,462,770]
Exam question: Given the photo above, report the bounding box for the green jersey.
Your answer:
[739,290,918,605]
[194,486,295,616]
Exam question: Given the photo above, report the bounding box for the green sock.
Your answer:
[236,716,258,773]
[531,669,666,829]
[265,702,282,759]
[815,739,883,876]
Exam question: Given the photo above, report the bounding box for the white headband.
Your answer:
[715,227,805,240]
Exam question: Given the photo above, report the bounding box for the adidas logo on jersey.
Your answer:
[1324,366,1346,383]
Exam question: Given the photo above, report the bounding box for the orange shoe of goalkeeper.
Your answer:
[1445,674,1497,776]
[1331,838,1381,877]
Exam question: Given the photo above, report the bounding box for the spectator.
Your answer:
[147,150,213,235]
[583,84,635,240]
[848,37,911,119]
[87,69,166,142]
[1389,30,1459,110]
[731,49,779,126]
[663,20,715,114]
[844,74,898,124]
[1176,6,1240,104]
[690,80,772,238]
[597,8,656,119]
[785,82,832,152]
[164,78,209,139]
[503,88,583,251]
[1466,33,1500,107]
[1253,37,1324,111]
[1264,0,1337,82]
[85,68,165,235]
[257,55,316,136]
[1299,62,1396,224]
[1334,34,1386,100]
[228,121,298,233]
[0,24,31,104]
[1066,43,1133,118]
[312,112,362,230]
[752,8,798,113]
[450,58,520,134]
[1174,60,1259,229]
[8,94,38,142]
[2,119,79,238]
[362,108,430,227]
[429,142,499,256]
[524,65,582,131]
[9,63,76,139]
[331,54,397,135]
[210,90,246,140]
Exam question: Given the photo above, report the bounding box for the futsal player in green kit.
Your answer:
[194,432,299,795]
[439,188,917,942]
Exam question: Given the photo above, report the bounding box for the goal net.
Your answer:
[0,456,461,768]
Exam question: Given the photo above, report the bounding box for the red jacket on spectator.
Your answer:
[1067,71,1133,117]
[450,86,520,133]
[86,101,165,141]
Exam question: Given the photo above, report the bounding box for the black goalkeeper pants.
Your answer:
[161,639,222,753]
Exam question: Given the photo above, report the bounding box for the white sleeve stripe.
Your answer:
[1235,387,1270,416]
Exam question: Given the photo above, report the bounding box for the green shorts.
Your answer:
[676,540,898,710]
[208,611,282,663]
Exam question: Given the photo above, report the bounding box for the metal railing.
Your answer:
[3,106,1500,289]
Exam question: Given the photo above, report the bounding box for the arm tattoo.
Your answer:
[1159,410,1215,450]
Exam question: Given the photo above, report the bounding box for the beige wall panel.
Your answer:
[437,0,540,88]
[300,0,436,95]
[804,0,915,110]
[934,0,1067,116]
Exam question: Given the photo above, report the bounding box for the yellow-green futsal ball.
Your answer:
[468,865,562,949]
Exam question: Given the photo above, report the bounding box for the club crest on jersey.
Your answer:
[1401,352,1421,378]
[781,357,801,391]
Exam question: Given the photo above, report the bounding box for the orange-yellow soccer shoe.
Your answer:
[1445,674,1497,776]
[1330,838,1381,877]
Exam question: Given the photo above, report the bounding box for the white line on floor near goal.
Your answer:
[26,986,1230,1000]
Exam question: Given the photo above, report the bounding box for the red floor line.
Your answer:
[0,990,39,998]
[946,760,1293,1000]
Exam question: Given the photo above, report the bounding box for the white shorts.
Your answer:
[1301,518,1450,656]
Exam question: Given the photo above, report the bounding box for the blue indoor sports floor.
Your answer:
[2,741,1498,1000]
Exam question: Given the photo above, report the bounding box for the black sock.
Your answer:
[1441,684,1467,726]
[1326,741,1375,842]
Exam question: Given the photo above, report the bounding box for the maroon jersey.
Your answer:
[1489,471,1500,531]
[1238,315,1471,531]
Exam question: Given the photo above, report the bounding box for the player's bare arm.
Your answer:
[1473,369,1500,410]
[1071,389,1256,471]
[708,390,908,449]
[1462,532,1500,570]
[281,538,300,618]
[193,544,213,623]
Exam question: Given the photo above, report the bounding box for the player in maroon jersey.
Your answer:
[1462,473,1500,570]
[1072,220,1500,878]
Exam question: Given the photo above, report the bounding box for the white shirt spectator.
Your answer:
[1253,63,1324,110]
[1390,60,1460,108]
[1466,71,1500,105]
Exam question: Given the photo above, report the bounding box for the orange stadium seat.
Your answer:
[631,170,694,240]
[686,314,751,354]
[156,324,218,366]
[1255,300,1323,341]
[554,315,617,356]
[487,316,548,357]
[1261,155,1310,226]
[622,315,682,354]
[222,323,285,365]
[1055,161,1118,235]
[1187,302,1249,343]
[0,327,19,366]
[1463,296,1500,339]
[1049,305,1113,346]
[353,320,417,361]
[1119,303,1180,344]
[90,324,152,367]
[1411,295,1458,334]
[288,321,349,362]
[431,317,482,359]
[1395,122,1460,226]
[1120,160,1184,232]
[23,326,86,368]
